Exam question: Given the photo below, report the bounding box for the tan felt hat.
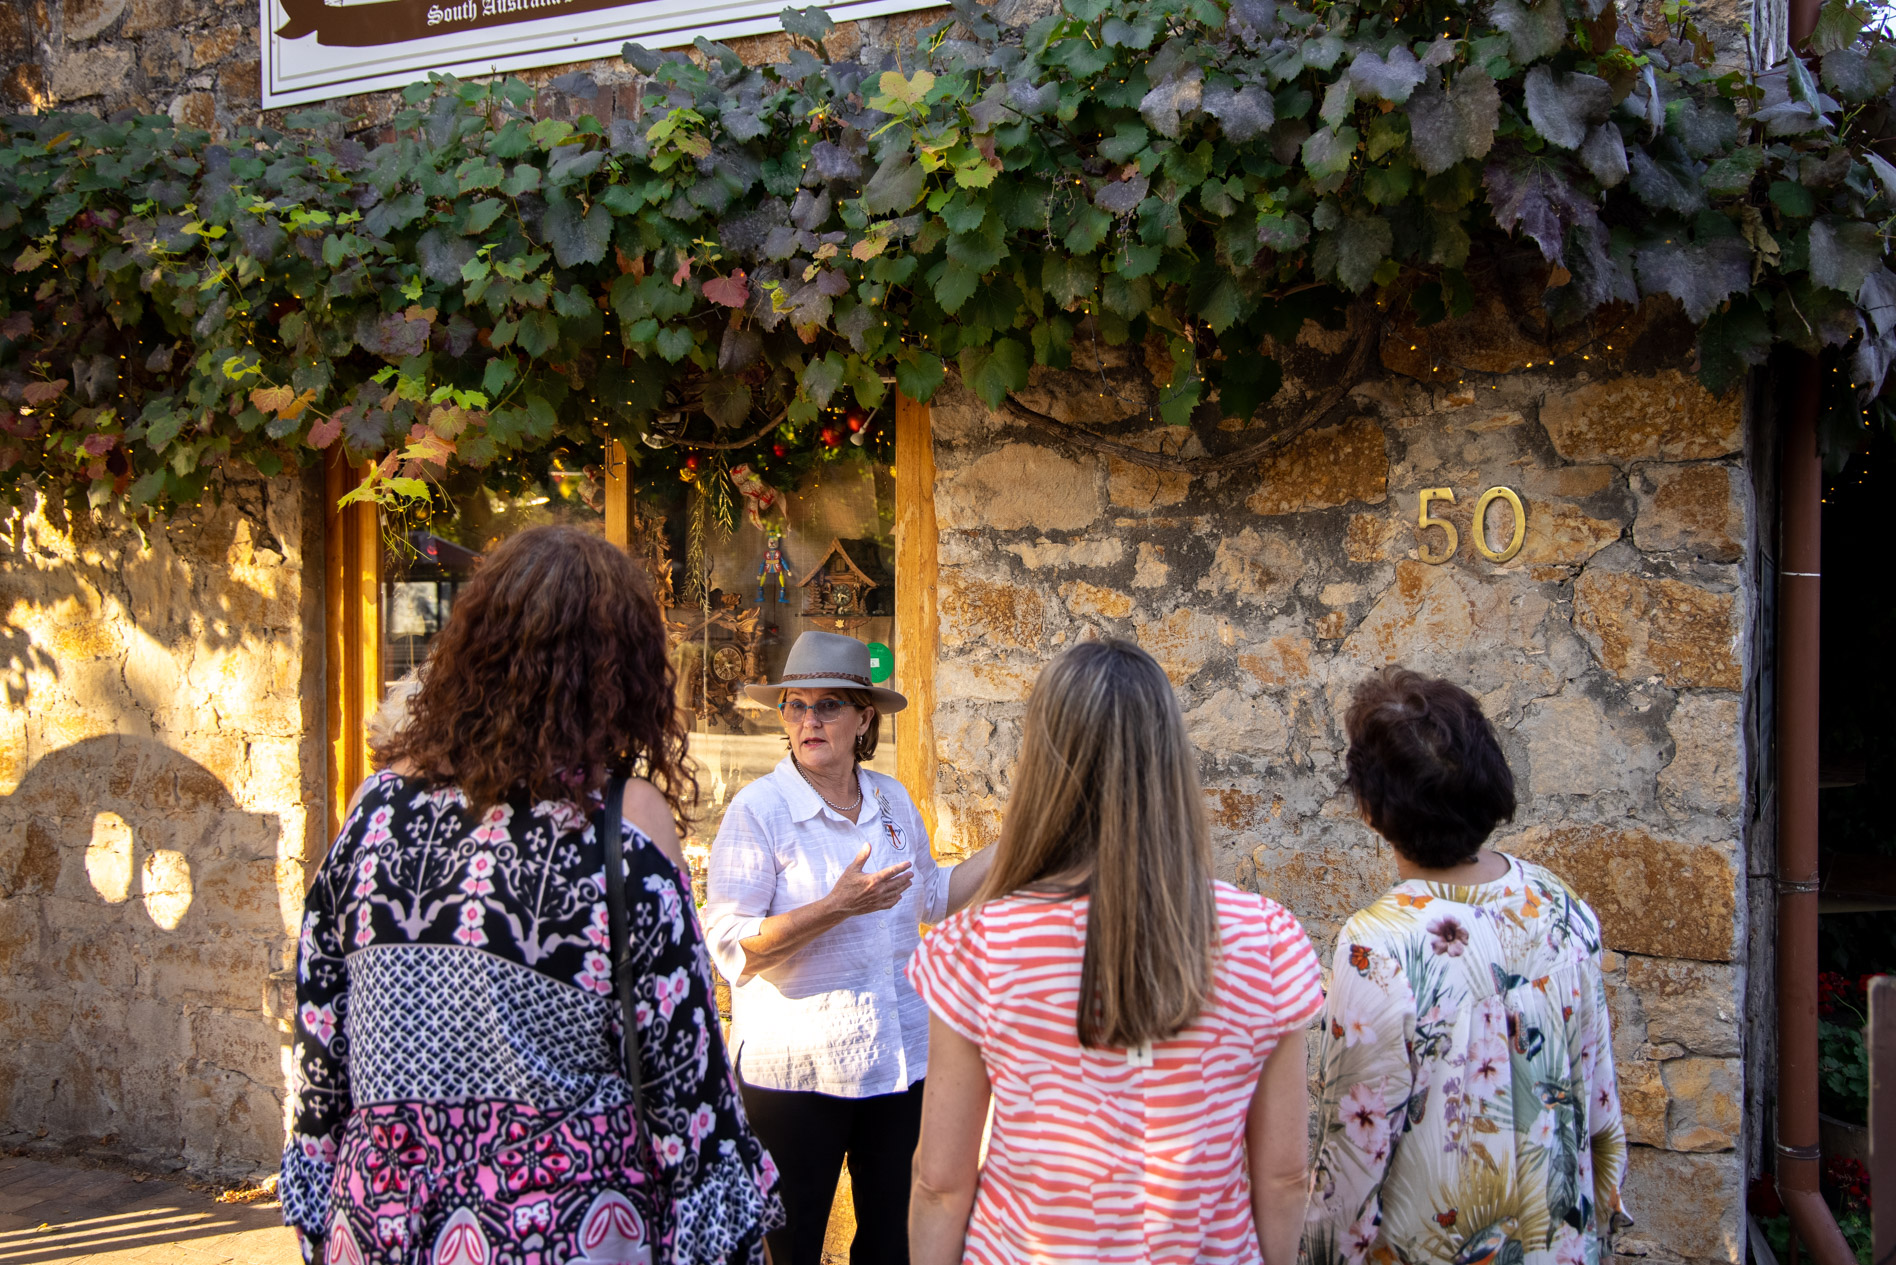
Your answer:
[744,630,908,714]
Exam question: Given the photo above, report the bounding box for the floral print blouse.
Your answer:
[1305,854,1630,1265]
[282,770,784,1265]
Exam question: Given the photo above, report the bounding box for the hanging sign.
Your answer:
[260,0,943,109]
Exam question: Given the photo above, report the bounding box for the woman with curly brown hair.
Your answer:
[282,525,783,1265]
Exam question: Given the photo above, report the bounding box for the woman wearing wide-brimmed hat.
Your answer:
[702,631,994,1265]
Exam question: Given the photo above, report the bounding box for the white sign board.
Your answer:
[260,0,944,109]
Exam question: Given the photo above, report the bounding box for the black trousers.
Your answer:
[740,1078,925,1265]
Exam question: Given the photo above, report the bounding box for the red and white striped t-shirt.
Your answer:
[907,881,1324,1264]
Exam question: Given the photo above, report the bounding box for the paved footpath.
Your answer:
[0,1155,298,1265]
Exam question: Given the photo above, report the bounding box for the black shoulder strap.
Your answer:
[599,775,647,1118]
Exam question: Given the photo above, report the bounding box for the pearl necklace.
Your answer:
[794,757,863,815]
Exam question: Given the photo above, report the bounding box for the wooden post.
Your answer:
[604,439,630,550]
[1873,975,1894,1265]
[893,392,940,846]
[324,450,381,848]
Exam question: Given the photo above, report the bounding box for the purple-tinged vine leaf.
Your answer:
[1007,80,1060,116]
[1313,213,1394,291]
[306,411,345,450]
[1256,210,1311,251]
[862,153,924,214]
[1856,267,1896,337]
[815,268,850,298]
[718,324,763,373]
[1628,149,1706,215]
[1634,236,1750,322]
[1523,66,1612,150]
[0,313,30,341]
[1140,69,1204,139]
[1227,0,1279,47]
[1853,327,1896,398]
[358,311,431,360]
[1406,69,1499,176]
[1703,145,1766,196]
[1095,172,1151,215]
[1664,98,1739,158]
[1809,217,1883,296]
[702,271,751,307]
[780,6,835,44]
[1565,218,1638,310]
[1810,0,1870,55]
[791,189,831,231]
[1202,83,1275,142]
[1490,0,1566,62]
[809,141,863,183]
[1349,45,1426,104]
[1419,36,1458,67]
[1483,156,1596,262]
[417,227,476,286]
[1579,123,1628,187]
[1696,301,1775,394]
[837,302,878,352]
[543,197,610,268]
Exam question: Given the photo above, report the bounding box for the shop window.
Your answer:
[325,401,937,881]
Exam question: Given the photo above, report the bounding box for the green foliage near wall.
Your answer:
[0,0,1892,514]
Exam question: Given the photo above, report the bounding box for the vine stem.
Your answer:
[998,306,1381,475]
[655,405,790,451]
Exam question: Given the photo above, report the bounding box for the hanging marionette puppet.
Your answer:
[729,464,793,604]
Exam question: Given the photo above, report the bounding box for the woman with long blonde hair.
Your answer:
[906,639,1323,1265]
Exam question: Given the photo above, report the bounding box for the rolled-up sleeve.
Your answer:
[909,795,948,926]
[703,799,778,986]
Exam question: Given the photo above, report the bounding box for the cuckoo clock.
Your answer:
[798,537,891,632]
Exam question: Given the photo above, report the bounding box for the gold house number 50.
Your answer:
[1417,486,1528,565]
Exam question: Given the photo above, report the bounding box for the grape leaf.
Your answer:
[703,376,753,428]
[1809,216,1882,296]
[895,350,946,401]
[1314,213,1394,291]
[1856,266,1896,336]
[1579,123,1629,188]
[1202,83,1275,142]
[958,337,1030,408]
[1483,155,1596,262]
[543,195,611,267]
[1628,148,1706,215]
[780,6,835,43]
[1096,172,1151,214]
[863,153,925,214]
[1302,125,1360,189]
[1140,70,1205,139]
[1042,254,1099,307]
[1634,236,1751,321]
[1257,210,1312,250]
[1523,66,1612,151]
[1820,48,1896,102]
[1489,0,1567,61]
[702,271,751,307]
[1349,45,1426,104]
[1407,69,1500,176]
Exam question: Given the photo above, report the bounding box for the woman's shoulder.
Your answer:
[1213,881,1309,944]
[859,766,917,804]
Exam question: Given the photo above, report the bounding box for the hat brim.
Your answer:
[744,678,908,714]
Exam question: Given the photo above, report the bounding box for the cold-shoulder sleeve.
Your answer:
[906,908,988,1044]
[621,825,785,1264]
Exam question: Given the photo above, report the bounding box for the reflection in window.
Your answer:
[374,454,897,903]
[630,460,898,892]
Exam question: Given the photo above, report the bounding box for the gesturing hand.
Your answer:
[825,845,913,919]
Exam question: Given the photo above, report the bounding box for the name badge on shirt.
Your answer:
[872,787,908,852]
[1126,1040,1154,1067]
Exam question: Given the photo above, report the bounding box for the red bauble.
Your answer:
[845,408,867,432]
[683,454,701,471]
[820,427,841,446]
[772,442,787,457]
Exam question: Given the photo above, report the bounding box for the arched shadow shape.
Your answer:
[0,735,287,1174]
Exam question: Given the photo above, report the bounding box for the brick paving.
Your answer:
[0,1156,298,1265]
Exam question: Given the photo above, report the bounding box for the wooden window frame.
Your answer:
[324,408,940,846]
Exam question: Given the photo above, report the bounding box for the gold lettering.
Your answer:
[1417,487,1458,564]
[1472,486,1527,563]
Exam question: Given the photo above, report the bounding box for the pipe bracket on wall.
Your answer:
[1778,878,1821,894]
[1776,1142,1822,1162]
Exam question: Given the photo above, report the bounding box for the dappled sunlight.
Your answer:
[85,810,134,904]
[140,848,193,930]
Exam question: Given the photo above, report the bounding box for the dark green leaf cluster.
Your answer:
[0,0,1892,513]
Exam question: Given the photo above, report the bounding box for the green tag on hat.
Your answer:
[866,641,893,683]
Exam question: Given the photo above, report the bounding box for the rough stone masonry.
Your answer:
[925,302,1756,1265]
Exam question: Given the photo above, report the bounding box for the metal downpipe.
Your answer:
[1774,352,1853,1265]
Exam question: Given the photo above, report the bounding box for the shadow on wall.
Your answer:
[0,734,287,1176]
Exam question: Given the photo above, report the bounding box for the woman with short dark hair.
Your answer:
[1305,668,1630,1265]
[283,525,782,1265]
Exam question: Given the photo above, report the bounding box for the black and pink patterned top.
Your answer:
[282,769,783,1265]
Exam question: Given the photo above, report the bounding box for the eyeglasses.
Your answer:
[779,698,859,724]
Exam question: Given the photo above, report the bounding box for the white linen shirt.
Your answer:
[703,757,947,1098]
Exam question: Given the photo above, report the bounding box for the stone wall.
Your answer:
[0,470,322,1176]
[925,303,1756,1265]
